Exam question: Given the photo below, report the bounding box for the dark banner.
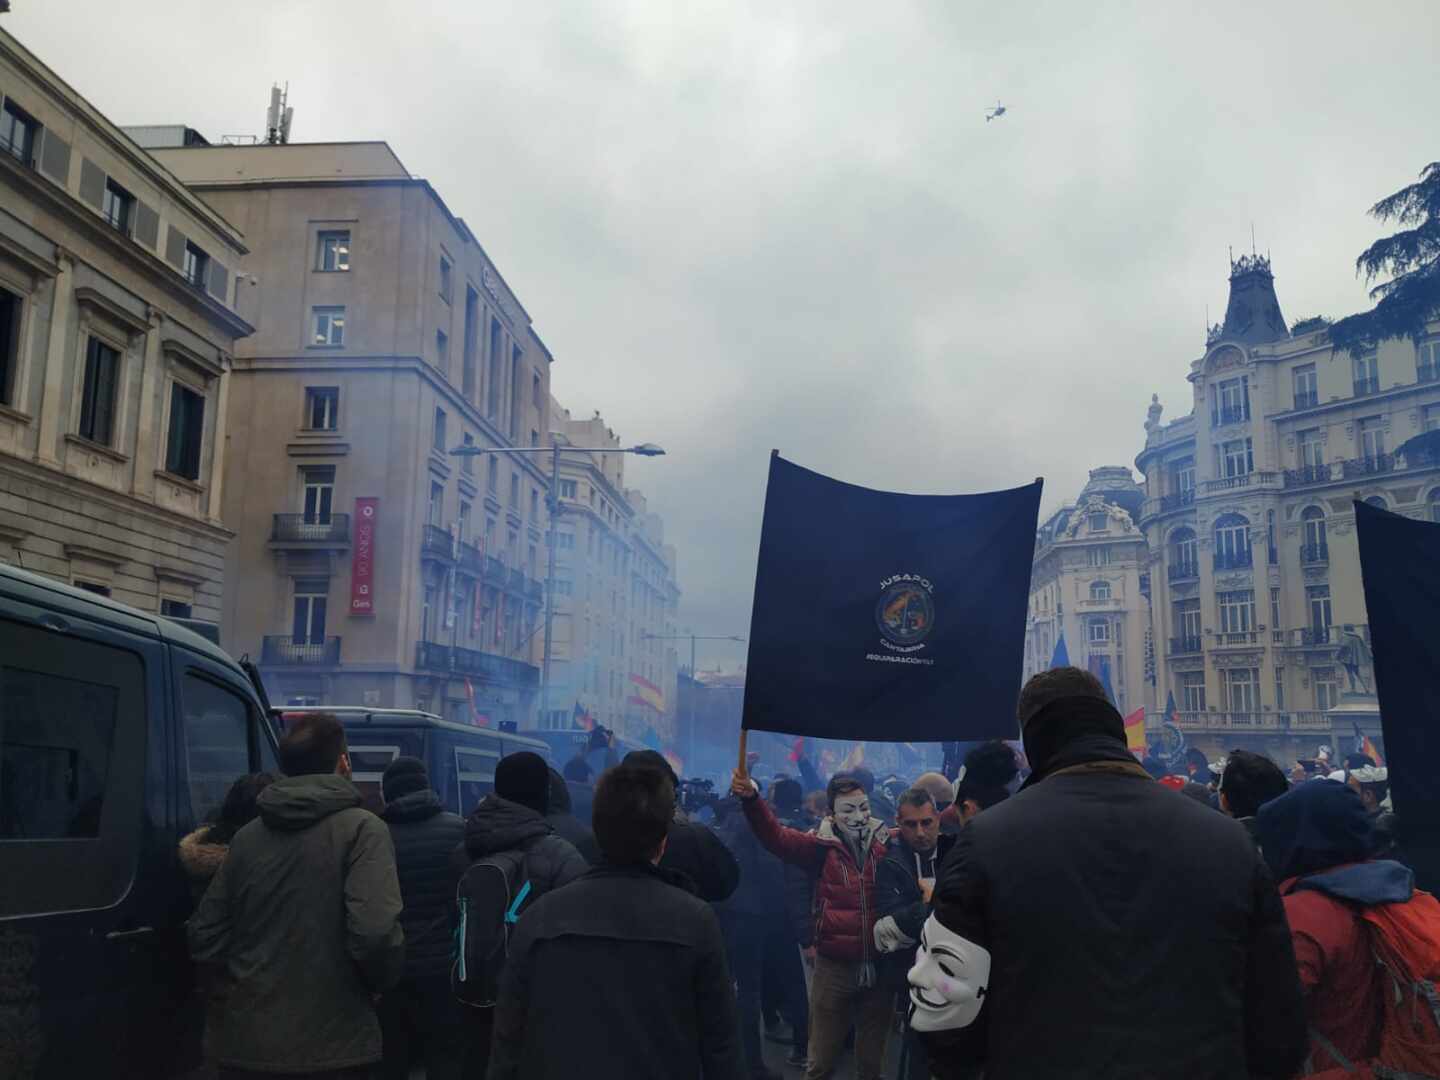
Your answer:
[1356,500,1440,891]
[741,454,1042,742]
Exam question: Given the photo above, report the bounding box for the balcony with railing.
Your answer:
[420,524,455,561]
[1174,711,1285,732]
[1419,363,1439,385]
[414,641,541,687]
[526,578,544,602]
[1161,488,1196,511]
[261,636,342,665]
[1213,631,1259,647]
[1353,377,1381,397]
[484,555,508,582]
[1168,636,1202,655]
[1290,711,1333,731]
[1167,561,1199,583]
[1293,391,1319,410]
[508,568,527,592]
[457,540,484,575]
[1203,471,1280,495]
[1211,405,1249,426]
[1212,549,1254,570]
[1342,454,1394,478]
[1284,463,1331,488]
[271,513,350,545]
[1300,541,1330,564]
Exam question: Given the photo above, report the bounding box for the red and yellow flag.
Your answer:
[1124,706,1146,754]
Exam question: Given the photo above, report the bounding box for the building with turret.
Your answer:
[1136,254,1440,762]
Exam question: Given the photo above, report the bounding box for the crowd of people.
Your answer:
[179,668,1440,1079]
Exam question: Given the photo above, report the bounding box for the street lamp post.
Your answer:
[451,439,666,729]
[643,632,745,770]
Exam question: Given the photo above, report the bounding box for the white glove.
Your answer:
[873,914,916,955]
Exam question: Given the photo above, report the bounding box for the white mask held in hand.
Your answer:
[907,914,991,1032]
[832,793,871,839]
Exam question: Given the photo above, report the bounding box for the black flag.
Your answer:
[741,454,1042,742]
[1356,499,1440,890]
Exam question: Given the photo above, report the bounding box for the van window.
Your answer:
[348,745,400,812]
[182,674,255,823]
[0,617,147,917]
[456,746,500,814]
[1,669,118,838]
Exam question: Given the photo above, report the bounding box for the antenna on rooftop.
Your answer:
[265,83,294,145]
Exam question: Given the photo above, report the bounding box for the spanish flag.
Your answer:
[1124,707,1146,754]
[1353,721,1384,767]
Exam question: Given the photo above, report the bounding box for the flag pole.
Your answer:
[738,729,748,778]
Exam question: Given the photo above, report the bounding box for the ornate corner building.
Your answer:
[1135,254,1440,760]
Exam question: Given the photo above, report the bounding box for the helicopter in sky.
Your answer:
[985,100,1008,122]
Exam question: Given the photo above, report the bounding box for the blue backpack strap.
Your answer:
[504,880,533,924]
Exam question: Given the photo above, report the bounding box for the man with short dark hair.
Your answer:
[189,713,404,1079]
[623,748,739,901]
[917,668,1307,1080]
[1219,749,1290,848]
[488,765,744,1079]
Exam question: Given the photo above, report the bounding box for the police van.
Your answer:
[274,707,553,817]
[0,561,280,1078]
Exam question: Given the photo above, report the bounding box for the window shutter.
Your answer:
[207,260,229,303]
[78,158,105,209]
[37,130,71,186]
[164,224,186,268]
[133,201,159,249]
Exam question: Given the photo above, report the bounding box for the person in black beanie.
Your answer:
[623,749,738,902]
[377,756,466,1080]
[455,751,587,1077]
[917,667,1307,1080]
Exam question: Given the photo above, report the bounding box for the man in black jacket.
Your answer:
[916,667,1308,1080]
[624,749,739,901]
[489,764,744,1079]
[377,757,466,1080]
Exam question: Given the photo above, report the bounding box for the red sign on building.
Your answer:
[351,497,378,614]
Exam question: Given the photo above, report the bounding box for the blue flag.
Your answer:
[1050,633,1070,670]
[741,454,1043,742]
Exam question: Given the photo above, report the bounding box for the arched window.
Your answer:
[1214,513,1251,568]
[1090,580,1111,601]
[1363,495,1387,510]
[1163,527,1198,576]
[1429,489,1440,524]
[1301,505,1327,555]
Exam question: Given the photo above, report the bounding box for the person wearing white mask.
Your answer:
[731,769,891,1080]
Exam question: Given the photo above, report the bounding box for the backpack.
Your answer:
[1305,888,1440,1079]
[452,848,533,1008]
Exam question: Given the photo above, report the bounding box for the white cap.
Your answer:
[1327,769,1349,783]
[1350,765,1388,784]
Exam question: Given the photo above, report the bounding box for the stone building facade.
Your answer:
[1137,254,1440,761]
[541,401,681,743]
[147,139,552,726]
[1022,467,1151,718]
[0,29,251,623]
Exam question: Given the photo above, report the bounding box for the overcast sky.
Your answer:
[10,1,1438,671]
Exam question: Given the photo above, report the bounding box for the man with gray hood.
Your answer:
[189,712,404,1079]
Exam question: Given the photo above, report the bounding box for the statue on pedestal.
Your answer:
[1336,625,1374,695]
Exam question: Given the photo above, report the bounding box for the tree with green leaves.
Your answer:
[1329,162,1440,356]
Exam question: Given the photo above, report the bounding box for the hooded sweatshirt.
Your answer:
[187,773,405,1072]
[457,793,589,904]
[1257,779,1413,1069]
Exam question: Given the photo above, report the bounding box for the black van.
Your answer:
[276,707,552,817]
[0,562,280,1079]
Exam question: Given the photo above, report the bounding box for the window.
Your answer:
[1270,587,1282,632]
[1301,506,1327,556]
[1220,437,1253,478]
[164,381,205,481]
[182,241,210,290]
[305,386,339,430]
[1363,494,1387,511]
[1216,377,1249,424]
[487,456,498,492]
[437,330,449,375]
[1179,671,1206,713]
[160,599,192,619]
[462,287,478,399]
[555,578,574,596]
[428,481,444,526]
[1359,416,1386,462]
[1420,339,1440,382]
[1313,667,1339,711]
[557,530,576,551]
[1087,547,1112,567]
[1297,428,1324,470]
[1087,618,1110,643]
[317,230,351,272]
[530,489,539,521]
[1170,527,1197,572]
[440,256,453,302]
[1088,512,1108,532]
[181,674,254,824]
[532,371,543,410]
[1353,351,1379,396]
[1214,514,1251,567]
[292,578,328,645]
[301,465,335,524]
[1089,580,1111,601]
[312,305,345,346]
[461,432,475,475]
[530,429,539,448]
[528,543,538,577]
[1424,405,1440,433]
[509,473,520,509]
[1293,364,1318,409]
[1224,668,1259,714]
[1217,590,1255,635]
[433,407,447,452]
[422,583,437,641]
[0,99,38,165]
[101,178,135,235]
[75,581,111,597]
[0,284,21,407]
[78,337,120,446]
[1307,584,1332,635]
[459,500,472,543]
[1431,489,1440,524]
[487,318,502,418]
[559,479,578,499]
[1275,666,1285,710]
